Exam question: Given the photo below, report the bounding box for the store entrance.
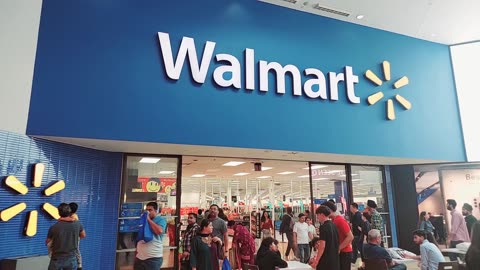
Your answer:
[116,155,390,269]
[180,156,311,259]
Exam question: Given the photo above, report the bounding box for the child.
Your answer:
[69,202,83,270]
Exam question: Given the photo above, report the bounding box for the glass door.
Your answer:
[350,165,391,247]
[116,155,181,270]
[310,163,349,220]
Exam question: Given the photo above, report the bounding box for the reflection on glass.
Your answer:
[311,164,348,216]
[351,165,390,246]
[116,156,179,270]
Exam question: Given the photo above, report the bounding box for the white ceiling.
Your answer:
[127,155,385,202]
[260,0,480,45]
[37,136,447,165]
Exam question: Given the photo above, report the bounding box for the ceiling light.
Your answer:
[303,165,328,170]
[356,15,364,20]
[298,175,310,178]
[328,170,344,173]
[257,176,271,179]
[223,161,245,166]
[277,171,295,175]
[352,179,362,182]
[191,174,206,178]
[158,171,174,174]
[261,167,273,171]
[234,172,250,176]
[139,157,161,164]
[313,178,329,180]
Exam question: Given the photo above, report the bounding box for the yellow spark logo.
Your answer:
[365,61,412,120]
[0,163,65,237]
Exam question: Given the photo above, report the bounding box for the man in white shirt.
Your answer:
[293,213,310,263]
[408,229,445,270]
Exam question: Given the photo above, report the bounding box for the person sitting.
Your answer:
[363,229,406,270]
[405,229,445,270]
[256,237,288,270]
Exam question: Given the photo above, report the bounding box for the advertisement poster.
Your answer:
[136,177,176,195]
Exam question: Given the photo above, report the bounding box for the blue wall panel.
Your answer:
[28,0,466,161]
[0,130,122,270]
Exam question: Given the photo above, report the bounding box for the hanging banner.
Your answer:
[136,177,176,195]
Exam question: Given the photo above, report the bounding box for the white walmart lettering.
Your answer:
[157,32,360,104]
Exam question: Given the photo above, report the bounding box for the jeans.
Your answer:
[339,252,352,270]
[285,232,295,257]
[48,256,78,270]
[134,257,164,270]
[352,235,362,263]
[296,244,310,264]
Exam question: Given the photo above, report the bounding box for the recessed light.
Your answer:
[261,167,273,171]
[139,158,161,164]
[313,178,329,180]
[234,172,250,176]
[223,161,245,166]
[298,175,310,178]
[356,15,364,20]
[277,171,296,175]
[158,171,175,174]
[191,174,206,178]
[257,176,271,179]
[303,165,327,170]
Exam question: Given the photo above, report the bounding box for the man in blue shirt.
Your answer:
[134,202,167,270]
[363,229,406,270]
[410,230,445,270]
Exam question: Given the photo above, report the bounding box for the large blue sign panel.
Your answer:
[28,0,466,161]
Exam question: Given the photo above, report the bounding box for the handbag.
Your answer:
[136,212,154,243]
[222,258,232,270]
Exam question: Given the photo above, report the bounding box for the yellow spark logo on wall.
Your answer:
[0,163,65,237]
[365,61,412,120]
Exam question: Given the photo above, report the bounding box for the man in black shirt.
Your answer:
[462,203,477,238]
[350,203,363,264]
[280,207,295,259]
[310,205,339,270]
[46,203,86,270]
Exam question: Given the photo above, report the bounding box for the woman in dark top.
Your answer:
[256,237,288,270]
[465,221,480,270]
[190,219,223,270]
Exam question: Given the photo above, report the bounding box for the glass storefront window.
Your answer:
[116,155,179,270]
[311,163,349,218]
[351,165,391,246]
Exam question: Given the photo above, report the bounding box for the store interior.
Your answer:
[116,155,390,269]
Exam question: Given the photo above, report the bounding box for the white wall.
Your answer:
[0,0,42,134]
[418,189,444,216]
[450,42,480,161]
[442,169,480,218]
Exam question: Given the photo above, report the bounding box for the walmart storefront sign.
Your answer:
[158,32,361,104]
